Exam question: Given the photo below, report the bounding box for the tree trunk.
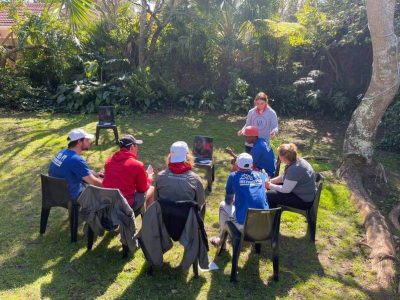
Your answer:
[341,0,399,291]
[138,0,147,69]
[343,0,399,162]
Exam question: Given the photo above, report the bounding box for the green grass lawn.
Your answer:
[0,110,393,299]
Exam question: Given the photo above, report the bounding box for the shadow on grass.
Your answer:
[116,256,207,299]
[40,232,129,299]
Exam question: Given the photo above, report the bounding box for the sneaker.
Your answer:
[210,236,221,247]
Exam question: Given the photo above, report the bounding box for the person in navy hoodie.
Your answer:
[210,153,269,246]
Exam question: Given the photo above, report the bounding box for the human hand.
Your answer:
[265,177,271,190]
[146,164,154,176]
[237,129,243,136]
[270,131,276,139]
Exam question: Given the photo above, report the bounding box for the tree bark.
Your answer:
[341,0,399,291]
[138,0,148,69]
[339,158,396,290]
[343,0,399,162]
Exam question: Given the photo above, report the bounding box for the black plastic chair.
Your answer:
[273,156,281,178]
[95,106,119,145]
[83,186,144,257]
[280,173,324,242]
[193,135,215,192]
[218,207,282,282]
[139,200,207,278]
[40,174,79,243]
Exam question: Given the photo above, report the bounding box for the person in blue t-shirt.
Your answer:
[48,128,103,200]
[226,126,276,177]
[210,153,269,246]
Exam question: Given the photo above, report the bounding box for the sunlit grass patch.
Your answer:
[0,111,391,298]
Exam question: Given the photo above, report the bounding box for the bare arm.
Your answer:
[83,173,103,187]
[271,175,283,184]
[270,179,297,193]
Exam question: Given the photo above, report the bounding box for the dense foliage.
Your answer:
[0,0,397,150]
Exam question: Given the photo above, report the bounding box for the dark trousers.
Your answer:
[267,190,313,210]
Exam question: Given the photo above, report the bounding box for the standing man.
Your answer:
[102,134,154,212]
[210,153,269,246]
[238,92,278,153]
[49,128,103,201]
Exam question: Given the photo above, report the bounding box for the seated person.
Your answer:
[49,128,103,201]
[226,126,275,176]
[103,134,154,212]
[155,141,205,209]
[266,143,316,210]
[210,153,269,246]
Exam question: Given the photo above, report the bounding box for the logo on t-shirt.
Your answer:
[52,152,67,167]
[239,173,262,186]
[253,116,267,131]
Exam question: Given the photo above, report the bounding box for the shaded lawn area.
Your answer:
[0,111,393,299]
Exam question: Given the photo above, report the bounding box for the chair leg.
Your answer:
[122,244,130,258]
[255,243,261,254]
[200,205,206,220]
[207,169,212,192]
[230,236,242,282]
[272,240,279,281]
[307,212,316,242]
[217,230,229,256]
[95,127,100,145]
[147,265,154,276]
[193,258,199,278]
[87,226,94,250]
[113,127,119,145]
[70,204,79,243]
[40,207,51,234]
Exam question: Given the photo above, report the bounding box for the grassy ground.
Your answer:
[0,110,396,299]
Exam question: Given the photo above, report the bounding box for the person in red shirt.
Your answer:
[103,134,154,213]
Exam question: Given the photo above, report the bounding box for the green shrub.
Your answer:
[223,77,252,112]
[379,99,400,152]
[0,69,51,111]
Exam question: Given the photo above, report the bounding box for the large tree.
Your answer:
[341,0,398,290]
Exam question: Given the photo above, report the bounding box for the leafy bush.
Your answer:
[223,77,252,112]
[379,99,400,152]
[0,69,51,111]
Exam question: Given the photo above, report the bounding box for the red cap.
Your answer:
[243,126,259,137]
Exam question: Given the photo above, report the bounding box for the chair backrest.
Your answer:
[243,208,281,242]
[193,135,213,159]
[158,200,198,241]
[310,173,324,214]
[41,174,71,209]
[274,156,281,178]
[98,106,115,124]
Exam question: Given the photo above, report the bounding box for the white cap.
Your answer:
[68,128,94,142]
[236,153,253,170]
[170,141,189,163]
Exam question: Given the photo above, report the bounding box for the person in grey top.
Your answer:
[266,143,316,210]
[238,92,278,153]
[155,141,205,209]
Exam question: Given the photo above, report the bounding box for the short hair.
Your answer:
[255,92,268,103]
[68,138,84,148]
[277,143,298,163]
[165,152,195,168]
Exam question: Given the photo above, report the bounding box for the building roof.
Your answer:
[0,3,45,26]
